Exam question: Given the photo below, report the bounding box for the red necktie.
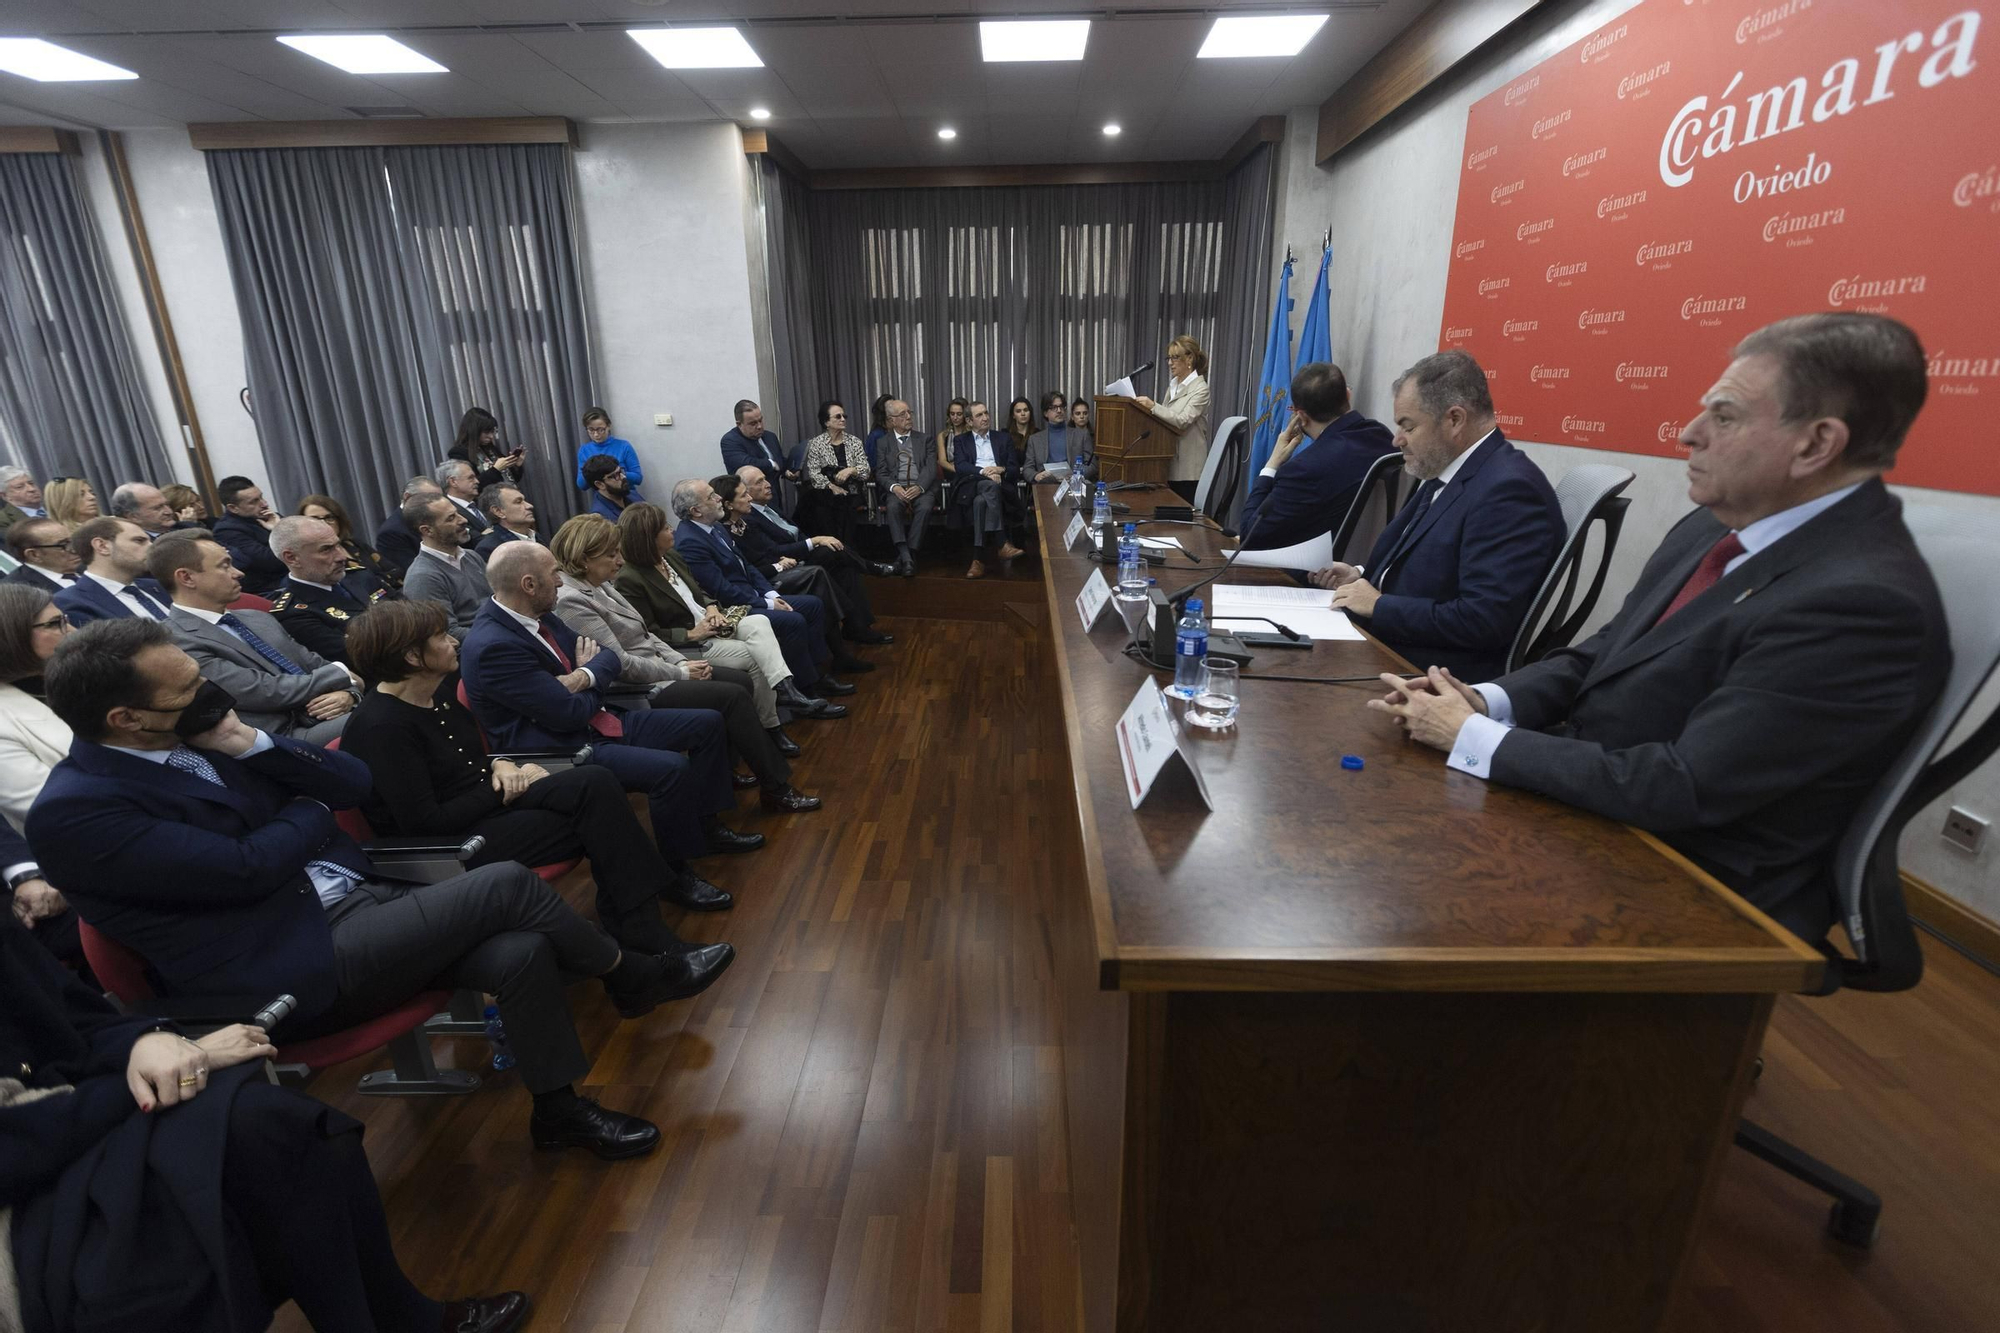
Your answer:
[1654,532,1746,626]
[539,623,623,738]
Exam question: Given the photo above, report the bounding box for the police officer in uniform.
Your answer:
[269,573,398,666]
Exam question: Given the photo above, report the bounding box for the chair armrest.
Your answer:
[363,834,487,860]
[487,746,594,765]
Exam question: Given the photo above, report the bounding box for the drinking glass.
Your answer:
[1188,659,1240,730]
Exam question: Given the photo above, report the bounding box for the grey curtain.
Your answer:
[206,142,595,534]
[752,154,822,445]
[0,151,169,490]
[768,143,1276,440]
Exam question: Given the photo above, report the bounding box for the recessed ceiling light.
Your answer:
[980,19,1090,62]
[626,27,763,70]
[1102,123,1122,137]
[749,106,771,121]
[937,127,957,140]
[1197,15,1330,59]
[276,35,447,74]
[0,38,136,81]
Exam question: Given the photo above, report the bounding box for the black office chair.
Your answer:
[1734,506,2000,1246]
[1505,463,1633,673]
[1325,450,1406,563]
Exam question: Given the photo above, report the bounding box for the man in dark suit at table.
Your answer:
[1311,351,1563,680]
[1240,362,1397,552]
[1373,313,1951,941]
[721,399,799,517]
[29,618,717,1159]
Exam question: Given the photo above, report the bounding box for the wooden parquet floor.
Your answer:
[283,600,2000,1333]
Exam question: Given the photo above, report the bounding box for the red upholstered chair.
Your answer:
[227,592,274,612]
[76,920,477,1096]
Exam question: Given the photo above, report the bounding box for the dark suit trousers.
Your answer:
[775,563,861,647]
[652,671,791,790]
[223,1080,441,1330]
[592,706,733,859]
[748,597,829,683]
[805,546,877,631]
[316,862,618,1094]
[884,488,934,550]
[465,764,680,935]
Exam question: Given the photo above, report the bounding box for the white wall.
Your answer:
[571,121,763,495]
[1271,0,2000,920]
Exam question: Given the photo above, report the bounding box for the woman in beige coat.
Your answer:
[1134,334,1213,499]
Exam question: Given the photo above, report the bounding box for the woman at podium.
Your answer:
[1132,334,1212,501]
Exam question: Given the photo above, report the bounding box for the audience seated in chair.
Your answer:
[799,399,873,546]
[611,503,843,725]
[459,540,762,884]
[0,916,532,1333]
[449,406,523,490]
[1025,390,1090,483]
[44,477,100,533]
[873,398,936,575]
[268,515,399,667]
[209,475,291,596]
[723,468,893,649]
[720,399,798,516]
[339,598,733,947]
[54,517,171,626]
[0,464,49,532]
[153,531,362,745]
[296,493,400,592]
[28,617,721,1161]
[399,496,491,639]
[1239,362,1398,552]
[476,483,539,557]
[371,475,440,578]
[161,482,208,529]
[950,401,1026,578]
[582,454,634,523]
[5,517,79,592]
[0,584,84,972]
[438,459,493,547]
[107,482,180,542]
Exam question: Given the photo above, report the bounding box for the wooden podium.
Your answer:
[1092,396,1180,484]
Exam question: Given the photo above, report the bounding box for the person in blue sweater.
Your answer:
[574,407,644,503]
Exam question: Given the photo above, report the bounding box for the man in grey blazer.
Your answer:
[399,495,492,639]
[149,532,361,743]
[873,399,936,575]
[1372,313,1951,942]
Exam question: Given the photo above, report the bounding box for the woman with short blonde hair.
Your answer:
[1134,334,1213,497]
[45,477,99,531]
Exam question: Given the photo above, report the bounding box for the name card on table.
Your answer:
[1114,678,1215,810]
[1064,510,1088,550]
[1075,568,1114,631]
[1054,476,1074,505]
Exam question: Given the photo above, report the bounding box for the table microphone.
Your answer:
[252,993,297,1033]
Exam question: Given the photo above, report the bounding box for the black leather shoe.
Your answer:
[663,871,735,911]
[797,698,848,719]
[703,824,765,855]
[814,678,858,697]
[440,1291,529,1333]
[529,1098,661,1160]
[846,628,895,645]
[766,728,801,757]
[897,557,916,578]
[732,770,760,789]
[760,784,823,813]
[868,560,898,577]
[664,941,736,997]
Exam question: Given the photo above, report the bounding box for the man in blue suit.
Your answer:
[54,517,172,627]
[459,541,762,884]
[1313,350,1563,681]
[721,399,799,516]
[668,478,853,700]
[1239,362,1397,551]
[29,618,723,1159]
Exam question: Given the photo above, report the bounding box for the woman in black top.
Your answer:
[297,492,402,589]
[336,601,736,943]
[448,406,524,489]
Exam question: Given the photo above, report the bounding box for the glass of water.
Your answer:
[1188,659,1240,730]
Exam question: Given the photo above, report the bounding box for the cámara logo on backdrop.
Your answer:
[1681,293,1750,324]
[1561,415,1607,434]
[1478,276,1512,297]
[1658,12,1981,189]
[1532,108,1574,139]
[1546,259,1588,284]
[1955,165,2000,210]
[1637,237,1696,267]
[1491,178,1526,203]
[1502,318,1540,339]
[1530,364,1572,385]
[1504,73,1541,106]
[1582,23,1629,63]
[1597,188,1648,219]
[1828,272,1928,307]
[1929,348,2000,395]
[1733,151,1832,204]
[1657,421,1687,443]
[1563,147,1608,177]
[1737,0,1814,46]
[1455,238,1487,259]
[1762,206,1846,243]
[1517,217,1555,241]
[1494,412,1526,428]
[1616,361,1671,386]
[1444,325,1475,341]
[1618,61,1672,100]
[1467,144,1500,170]
[1578,308,1627,333]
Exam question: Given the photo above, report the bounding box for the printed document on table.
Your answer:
[1219,532,1331,570]
[1209,583,1363,640]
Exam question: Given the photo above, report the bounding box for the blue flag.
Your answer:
[1294,243,1333,420]
[1245,255,1296,480]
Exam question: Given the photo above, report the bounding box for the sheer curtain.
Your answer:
[765,143,1275,437]
[207,142,595,533]
[0,151,168,489]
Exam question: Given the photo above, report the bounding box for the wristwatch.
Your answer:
[6,866,44,893]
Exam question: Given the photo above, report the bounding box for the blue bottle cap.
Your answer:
[1123,521,1136,533]
[1341,755,1364,770]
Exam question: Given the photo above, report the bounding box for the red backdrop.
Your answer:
[1438,0,1999,495]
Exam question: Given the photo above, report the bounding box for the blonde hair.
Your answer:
[46,478,99,531]
[1167,335,1208,378]
[548,513,621,578]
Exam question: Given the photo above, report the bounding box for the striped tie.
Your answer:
[220,613,304,674]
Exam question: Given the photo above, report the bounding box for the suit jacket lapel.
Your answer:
[171,612,267,673]
[70,737,259,817]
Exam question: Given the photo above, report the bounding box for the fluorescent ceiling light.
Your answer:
[626,27,763,69]
[980,20,1089,62]
[0,38,136,81]
[749,106,771,121]
[937,127,957,140]
[277,35,446,74]
[1102,123,1122,137]
[1197,15,1329,59]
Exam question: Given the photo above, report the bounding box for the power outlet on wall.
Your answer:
[1942,806,1988,854]
[653,412,673,428]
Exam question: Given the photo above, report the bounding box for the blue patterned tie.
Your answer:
[219,613,304,674]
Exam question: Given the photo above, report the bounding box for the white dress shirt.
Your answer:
[490,595,594,686]
[1444,480,1867,781]
[17,564,71,590]
[418,542,464,570]
[973,433,997,469]
[85,570,168,619]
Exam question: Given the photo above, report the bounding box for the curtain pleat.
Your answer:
[0,152,169,490]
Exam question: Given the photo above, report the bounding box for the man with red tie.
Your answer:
[459,542,760,910]
[1371,313,1951,940]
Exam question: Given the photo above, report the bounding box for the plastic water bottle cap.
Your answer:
[483,1004,500,1018]
[1341,755,1364,770]
[1123,522,1136,534]
[1186,598,1202,613]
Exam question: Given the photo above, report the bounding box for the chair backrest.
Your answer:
[1834,505,2000,993]
[1504,463,1634,673]
[319,736,380,841]
[229,593,273,612]
[77,920,157,1005]
[1193,415,1248,515]
[1327,451,1407,565]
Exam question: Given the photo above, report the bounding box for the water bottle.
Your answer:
[1170,597,1209,699]
[483,1004,516,1072]
[1117,522,1146,597]
[1092,482,1111,545]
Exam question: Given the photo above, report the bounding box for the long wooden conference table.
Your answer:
[1031,486,1824,1332]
